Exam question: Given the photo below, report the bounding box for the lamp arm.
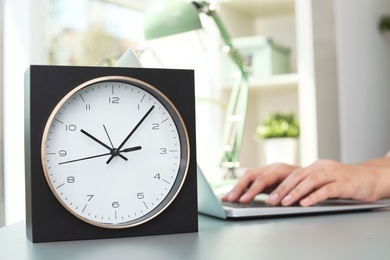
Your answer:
[220,72,249,172]
[192,1,249,74]
[192,1,249,175]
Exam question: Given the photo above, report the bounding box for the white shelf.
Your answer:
[214,0,340,170]
[218,0,295,17]
[222,73,298,92]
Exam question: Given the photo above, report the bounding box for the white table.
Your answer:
[1,203,390,260]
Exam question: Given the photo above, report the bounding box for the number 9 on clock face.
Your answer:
[41,76,190,228]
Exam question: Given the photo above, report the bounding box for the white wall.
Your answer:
[0,0,4,227]
[295,0,341,166]
[335,0,390,163]
[4,0,45,225]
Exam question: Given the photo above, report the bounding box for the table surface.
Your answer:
[2,201,390,260]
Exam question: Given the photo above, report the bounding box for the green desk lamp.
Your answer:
[144,0,249,178]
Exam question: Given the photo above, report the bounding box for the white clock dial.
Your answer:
[41,76,189,228]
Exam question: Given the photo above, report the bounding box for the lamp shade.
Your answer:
[144,0,202,40]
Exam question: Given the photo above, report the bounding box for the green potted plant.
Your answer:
[255,112,300,165]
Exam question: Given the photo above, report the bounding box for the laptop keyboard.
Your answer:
[222,201,301,208]
[222,201,272,208]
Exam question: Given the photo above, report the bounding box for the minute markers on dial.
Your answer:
[79,94,85,102]
[56,183,65,189]
[143,201,149,209]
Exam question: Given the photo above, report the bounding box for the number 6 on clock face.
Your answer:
[41,76,190,228]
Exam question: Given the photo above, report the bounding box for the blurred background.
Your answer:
[1,0,390,226]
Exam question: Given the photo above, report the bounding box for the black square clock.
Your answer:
[24,65,198,242]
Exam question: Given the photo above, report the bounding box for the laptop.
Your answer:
[197,165,388,219]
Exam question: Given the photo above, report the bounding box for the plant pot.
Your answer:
[263,137,298,165]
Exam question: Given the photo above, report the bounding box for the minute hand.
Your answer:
[106,105,155,164]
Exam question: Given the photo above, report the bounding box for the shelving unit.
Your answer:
[216,0,341,168]
[218,0,295,17]
[221,73,299,92]
[217,0,299,167]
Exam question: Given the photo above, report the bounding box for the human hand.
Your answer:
[221,163,299,203]
[222,160,384,207]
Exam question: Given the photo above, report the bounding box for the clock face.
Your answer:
[41,76,189,229]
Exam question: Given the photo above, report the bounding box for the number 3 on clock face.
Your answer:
[41,76,190,228]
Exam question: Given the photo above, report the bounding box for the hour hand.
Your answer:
[121,146,142,153]
[81,129,127,161]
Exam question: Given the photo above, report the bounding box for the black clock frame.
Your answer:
[24,65,198,243]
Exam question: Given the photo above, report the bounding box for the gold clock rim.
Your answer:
[41,75,191,229]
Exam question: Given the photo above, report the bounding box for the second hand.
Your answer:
[59,146,142,165]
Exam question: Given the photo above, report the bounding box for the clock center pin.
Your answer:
[111,148,120,156]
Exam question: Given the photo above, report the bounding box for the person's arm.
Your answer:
[358,152,390,167]
[222,153,390,207]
